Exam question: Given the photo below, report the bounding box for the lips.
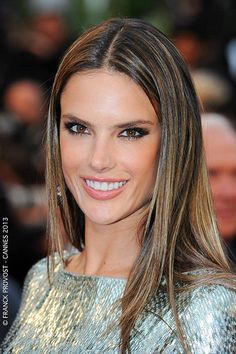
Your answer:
[82,177,128,200]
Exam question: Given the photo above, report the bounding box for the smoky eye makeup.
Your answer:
[64,121,89,135]
[119,127,150,140]
[62,114,152,140]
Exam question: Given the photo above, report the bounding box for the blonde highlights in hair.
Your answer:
[46,18,235,353]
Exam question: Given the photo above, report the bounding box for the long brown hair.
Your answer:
[46,18,235,353]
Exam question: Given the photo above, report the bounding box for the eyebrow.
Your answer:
[61,114,155,129]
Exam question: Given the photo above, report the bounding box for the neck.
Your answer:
[77,208,147,278]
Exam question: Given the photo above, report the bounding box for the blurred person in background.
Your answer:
[202,113,236,265]
[192,69,233,114]
[3,10,72,93]
[0,79,46,183]
[0,79,45,133]
[173,30,207,70]
[0,79,47,285]
[169,0,236,117]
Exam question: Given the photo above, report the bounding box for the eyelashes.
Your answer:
[63,121,149,140]
[64,122,89,135]
[119,127,149,139]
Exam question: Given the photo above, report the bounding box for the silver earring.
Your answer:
[57,186,63,206]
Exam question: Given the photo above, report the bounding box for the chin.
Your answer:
[87,215,121,226]
[83,208,122,225]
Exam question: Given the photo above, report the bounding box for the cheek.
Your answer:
[60,136,83,175]
[122,140,159,180]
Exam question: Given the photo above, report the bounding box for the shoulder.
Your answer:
[180,284,236,352]
[24,252,58,285]
[25,248,76,282]
[176,269,236,317]
[135,282,236,353]
[25,247,78,280]
[19,255,53,308]
[184,283,236,315]
[20,249,74,307]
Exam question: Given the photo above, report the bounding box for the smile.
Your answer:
[85,179,127,191]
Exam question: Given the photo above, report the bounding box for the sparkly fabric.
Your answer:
[1,251,236,353]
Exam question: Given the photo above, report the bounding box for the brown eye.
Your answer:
[119,128,149,140]
[126,129,139,138]
[64,122,89,135]
[77,125,87,133]
[208,169,219,178]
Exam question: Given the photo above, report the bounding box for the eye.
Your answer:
[119,128,149,140]
[208,169,219,178]
[64,122,89,135]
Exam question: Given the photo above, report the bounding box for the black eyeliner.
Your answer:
[64,121,86,135]
[119,127,150,139]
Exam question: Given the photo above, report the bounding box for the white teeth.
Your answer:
[85,179,127,191]
[108,183,113,191]
[101,182,107,191]
[94,182,100,190]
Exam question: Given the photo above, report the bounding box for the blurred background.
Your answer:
[1,0,236,340]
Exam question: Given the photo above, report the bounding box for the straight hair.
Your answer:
[46,18,235,353]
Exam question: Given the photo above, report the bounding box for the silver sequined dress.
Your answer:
[1,251,236,353]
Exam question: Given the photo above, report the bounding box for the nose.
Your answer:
[88,136,116,172]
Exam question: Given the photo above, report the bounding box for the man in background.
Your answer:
[202,113,236,265]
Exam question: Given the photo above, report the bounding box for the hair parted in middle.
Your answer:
[46,18,234,353]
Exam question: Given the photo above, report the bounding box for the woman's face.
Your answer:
[60,69,160,225]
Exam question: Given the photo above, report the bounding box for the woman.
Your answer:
[2,18,236,353]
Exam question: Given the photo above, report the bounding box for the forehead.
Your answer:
[203,125,236,168]
[60,69,158,125]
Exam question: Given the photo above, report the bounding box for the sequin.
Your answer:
[1,251,236,353]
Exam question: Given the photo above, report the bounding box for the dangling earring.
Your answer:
[57,186,63,206]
